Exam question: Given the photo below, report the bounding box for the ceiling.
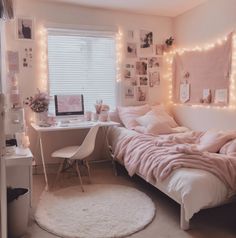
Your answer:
[42,0,207,17]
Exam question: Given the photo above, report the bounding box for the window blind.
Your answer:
[47,28,116,114]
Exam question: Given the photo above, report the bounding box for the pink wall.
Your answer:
[172,0,236,131]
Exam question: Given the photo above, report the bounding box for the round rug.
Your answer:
[35,184,155,238]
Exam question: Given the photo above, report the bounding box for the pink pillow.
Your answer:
[197,130,236,153]
[136,109,178,128]
[219,139,236,156]
[117,104,150,129]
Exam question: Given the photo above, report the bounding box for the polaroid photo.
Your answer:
[126,42,137,58]
[149,71,160,87]
[139,76,148,86]
[148,57,161,68]
[136,86,148,102]
[136,60,148,75]
[140,30,153,55]
[124,85,135,99]
[17,17,34,40]
[127,30,135,41]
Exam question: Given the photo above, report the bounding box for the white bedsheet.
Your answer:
[108,126,230,220]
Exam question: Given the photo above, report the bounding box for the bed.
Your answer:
[108,105,236,230]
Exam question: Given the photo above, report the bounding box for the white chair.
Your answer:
[51,125,100,192]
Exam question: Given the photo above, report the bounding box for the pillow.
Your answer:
[197,130,236,153]
[134,121,173,135]
[136,109,178,128]
[219,139,236,156]
[117,104,150,129]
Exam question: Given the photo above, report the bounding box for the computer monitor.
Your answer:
[54,94,84,116]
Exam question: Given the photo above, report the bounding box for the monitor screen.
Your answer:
[54,94,84,116]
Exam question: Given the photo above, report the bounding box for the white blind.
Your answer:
[47,29,116,114]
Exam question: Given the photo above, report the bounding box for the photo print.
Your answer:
[156,44,164,55]
[136,60,148,75]
[140,30,153,55]
[139,76,148,86]
[130,77,138,86]
[148,57,161,68]
[149,71,160,87]
[136,86,148,102]
[124,63,135,79]
[17,17,34,40]
[126,42,137,58]
[22,47,33,68]
[124,85,135,99]
[127,30,135,41]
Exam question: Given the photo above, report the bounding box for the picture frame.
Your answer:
[16,17,34,40]
[139,29,153,55]
[127,30,135,41]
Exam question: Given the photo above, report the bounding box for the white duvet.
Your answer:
[108,126,230,220]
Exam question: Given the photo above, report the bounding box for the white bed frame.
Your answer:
[109,147,235,230]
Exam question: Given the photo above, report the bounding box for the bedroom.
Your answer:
[0,0,236,237]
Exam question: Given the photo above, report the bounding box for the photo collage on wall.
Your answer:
[124,29,163,102]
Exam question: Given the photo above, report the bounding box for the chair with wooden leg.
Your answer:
[51,125,99,192]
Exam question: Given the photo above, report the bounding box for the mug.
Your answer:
[99,112,108,122]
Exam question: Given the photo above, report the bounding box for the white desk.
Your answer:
[31,121,119,191]
[1,148,33,238]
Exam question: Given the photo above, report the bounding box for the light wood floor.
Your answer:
[24,162,236,238]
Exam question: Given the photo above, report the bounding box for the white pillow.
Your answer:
[134,122,173,135]
[197,130,236,153]
[136,109,178,128]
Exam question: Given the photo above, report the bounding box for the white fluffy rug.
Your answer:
[35,184,155,238]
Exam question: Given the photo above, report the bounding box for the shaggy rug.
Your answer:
[35,184,155,238]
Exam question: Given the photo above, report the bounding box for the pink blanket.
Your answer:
[114,132,236,191]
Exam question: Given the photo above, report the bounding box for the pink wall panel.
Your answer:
[173,34,232,104]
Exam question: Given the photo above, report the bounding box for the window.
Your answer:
[47,28,116,114]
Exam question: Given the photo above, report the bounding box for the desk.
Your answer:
[1,148,33,238]
[31,121,119,190]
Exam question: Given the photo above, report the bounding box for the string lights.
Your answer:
[38,26,48,92]
[116,29,123,83]
[164,32,236,109]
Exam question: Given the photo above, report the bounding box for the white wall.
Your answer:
[7,0,173,104]
[4,0,173,164]
[172,0,236,131]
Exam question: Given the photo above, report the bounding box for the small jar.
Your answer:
[99,111,108,122]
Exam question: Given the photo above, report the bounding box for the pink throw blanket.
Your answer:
[114,133,236,191]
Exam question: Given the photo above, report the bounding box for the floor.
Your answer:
[25,162,236,238]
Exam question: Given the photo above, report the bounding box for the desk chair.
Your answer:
[51,125,99,192]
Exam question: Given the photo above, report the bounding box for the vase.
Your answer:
[35,111,48,126]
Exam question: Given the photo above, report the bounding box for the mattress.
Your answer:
[108,126,230,220]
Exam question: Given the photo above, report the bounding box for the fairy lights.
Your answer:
[116,29,123,83]
[38,26,48,92]
[165,32,236,109]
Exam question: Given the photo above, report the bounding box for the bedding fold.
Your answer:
[114,133,236,191]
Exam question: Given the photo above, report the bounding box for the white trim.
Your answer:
[45,22,118,34]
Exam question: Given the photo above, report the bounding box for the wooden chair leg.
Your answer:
[53,159,65,188]
[85,160,91,183]
[75,161,84,192]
